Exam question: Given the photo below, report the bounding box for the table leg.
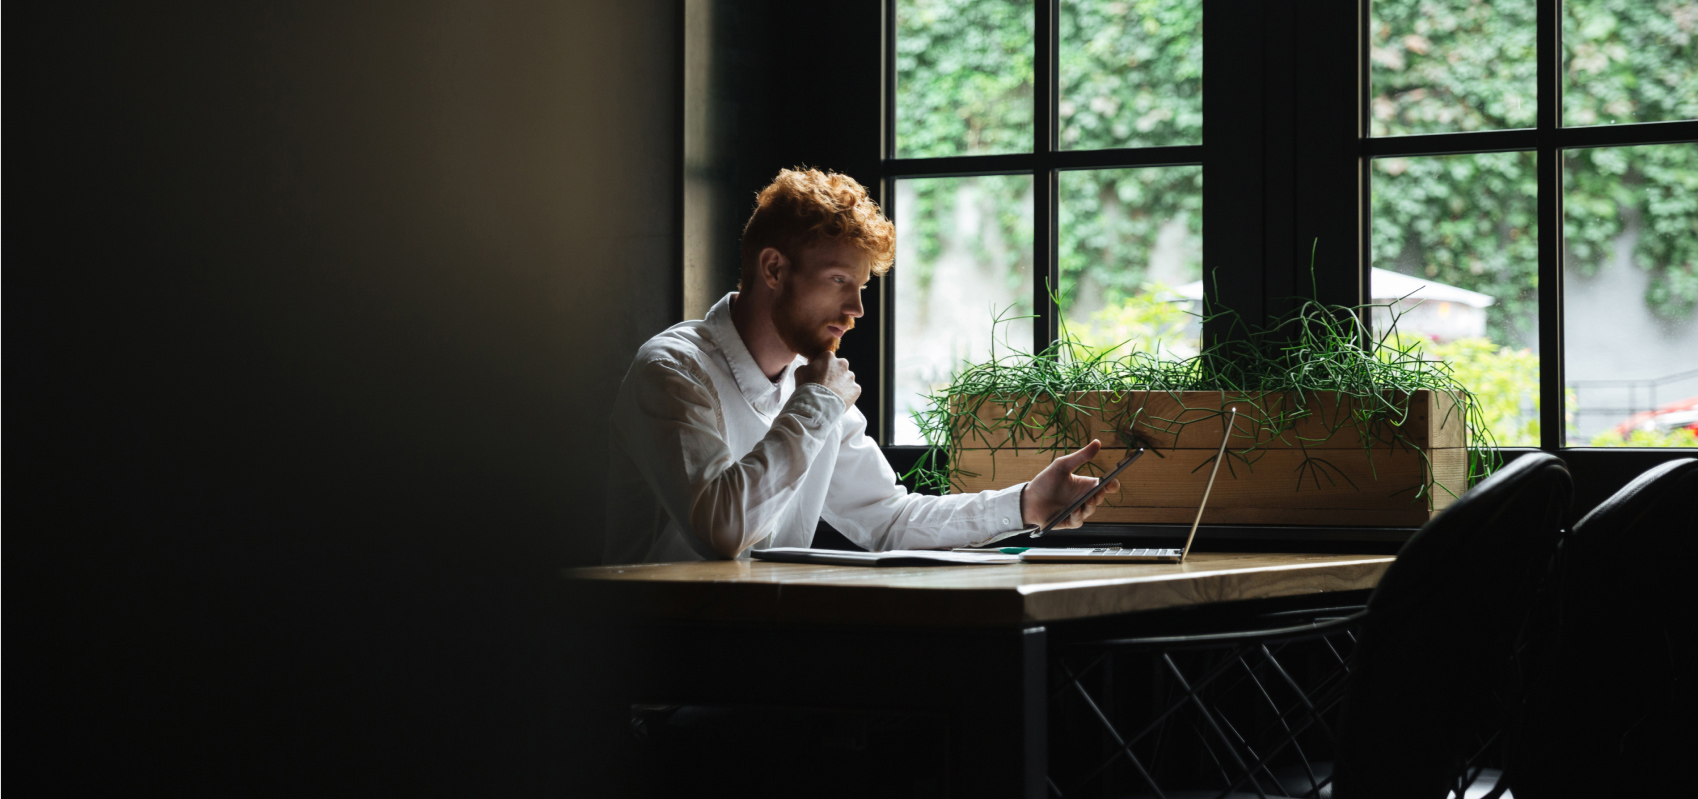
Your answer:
[948,625,1048,798]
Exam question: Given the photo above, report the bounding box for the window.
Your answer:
[1365,0,1698,449]
[886,0,1205,444]
[880,0,1698,460]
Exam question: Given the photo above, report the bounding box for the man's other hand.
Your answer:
[794,352,861,409]
[1020,440,1119,530]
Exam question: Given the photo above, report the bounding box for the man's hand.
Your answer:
[794,352,861,409]
[1020,440,1120,530]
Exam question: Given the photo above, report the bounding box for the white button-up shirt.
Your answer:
[604,292,1027,564]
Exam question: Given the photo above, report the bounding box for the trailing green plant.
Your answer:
[903,246,1501,509]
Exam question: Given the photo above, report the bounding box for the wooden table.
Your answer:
[563,553,1393,798]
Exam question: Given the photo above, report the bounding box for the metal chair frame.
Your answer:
[1050,610,1363,799]
[1049,454,1575,799]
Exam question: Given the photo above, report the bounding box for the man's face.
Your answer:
[769,242,872,359]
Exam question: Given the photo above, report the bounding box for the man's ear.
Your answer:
[758,246,789,291]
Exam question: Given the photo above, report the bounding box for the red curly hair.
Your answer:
[738,168,895,291]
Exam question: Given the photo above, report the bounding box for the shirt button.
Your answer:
[1002,517,1011,526]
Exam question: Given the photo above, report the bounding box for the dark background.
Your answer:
[1,0,864,793]
[7,0,886,793]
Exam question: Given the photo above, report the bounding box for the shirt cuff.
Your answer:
[785,382,846,427]
[987,482,1027,531]
[959,482,1036,548]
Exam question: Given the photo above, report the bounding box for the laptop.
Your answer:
[1000,408,1239,564]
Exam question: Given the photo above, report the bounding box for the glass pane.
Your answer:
[1564,144,1698,447]
[1369,0,1537,137]
[1057,166,1202,357]
[1563,0,1698,127]
[896,0,1035,158]
[893,175,1035,445]
[1058,0,1202,150]
[1370,151,1540,446]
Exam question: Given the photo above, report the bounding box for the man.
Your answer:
[604,168,1115,564]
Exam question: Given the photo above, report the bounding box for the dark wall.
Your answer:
[682,0,887,434]
[8,0,679,792]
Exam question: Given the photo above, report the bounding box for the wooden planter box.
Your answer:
[947,390,1467,527]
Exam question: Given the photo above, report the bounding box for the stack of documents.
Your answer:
[751,547,1020,566]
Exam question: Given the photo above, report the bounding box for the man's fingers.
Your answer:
[1043,441,1116,531]
[798,352,833,380]
[1075,475,1116,499]
[1054,439,1102,471]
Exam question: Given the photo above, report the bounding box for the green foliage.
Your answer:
[899,1,1204,326]
[1564,0,1698,127]
[1369,0,1538,135]
[1058,0,1202,149]
[1064,282,1195,359]
[1372,152,1540,346]
[1589,426,1698,447]
[1058,167,1201,314]
[899,176,1036,308]
[1389,335,1542,447]
[896,0,1033,158]
[895,0,1698,459]
[1371,0,1698,320]
[905,283,1498,501]
[900,0,1698,326]
[1566,144,1698,318]
[1056,2,1202,311]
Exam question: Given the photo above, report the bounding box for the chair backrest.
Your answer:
[1572,455,1697,539]
[1569,457,1698,613]
[1333,452,1573,799]
[1512,457,1698,798]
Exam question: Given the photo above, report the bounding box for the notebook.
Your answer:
[750,547,1020,566]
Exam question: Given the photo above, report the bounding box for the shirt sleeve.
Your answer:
[820,403,1028,552]
[611,354,846,560]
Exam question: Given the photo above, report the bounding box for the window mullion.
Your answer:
[1201,0,1267,342]
[1356,0,1373,323]
[880,0,897,445]
[1537,0,1564,450]
[1032,0,1059,354]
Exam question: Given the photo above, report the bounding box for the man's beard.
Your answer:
[771,282,854,359]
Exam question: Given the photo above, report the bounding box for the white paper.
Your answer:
[880,549,1021,564]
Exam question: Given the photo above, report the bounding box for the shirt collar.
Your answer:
[703,292,804,416]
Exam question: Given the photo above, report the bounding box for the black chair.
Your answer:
[1330,452,1572,799]
[1048,452,1573,799]
[1512,457,1698,799]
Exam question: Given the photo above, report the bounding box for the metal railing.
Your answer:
[1568,367,1698,437]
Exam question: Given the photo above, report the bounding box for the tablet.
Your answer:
[1032,447,1144,538]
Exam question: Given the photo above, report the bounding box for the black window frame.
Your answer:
[876,0,1698,491]
[1357,0,1698,452]
[877,0,1209,446]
